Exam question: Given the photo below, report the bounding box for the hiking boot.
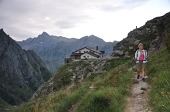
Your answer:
[142,78,145,82]
[137,74,140,79]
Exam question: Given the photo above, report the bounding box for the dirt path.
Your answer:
[125,72,151,112]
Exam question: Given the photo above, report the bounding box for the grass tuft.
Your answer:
[147,47,170,111]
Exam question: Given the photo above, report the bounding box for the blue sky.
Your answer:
[0,0,170,42]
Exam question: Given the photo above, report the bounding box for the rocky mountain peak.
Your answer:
[36,32,50,41]
[82,35,103,40]
[41,31,49,37]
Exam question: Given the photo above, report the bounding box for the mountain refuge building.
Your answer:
[65,46,105,63]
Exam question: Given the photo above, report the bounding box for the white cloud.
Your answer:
[0,0,170,41]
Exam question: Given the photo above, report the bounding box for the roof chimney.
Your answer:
[96,46,98,50]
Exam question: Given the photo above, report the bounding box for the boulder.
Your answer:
[133,88,144,95]
[129,46,133,50]
[149,36,162,53]
[127,37,135,44]
[86,72,92,78]
[140,82,149,90]
[113,50,124,56]
[134,40,140,45]
[145,28,151,32]
[125,51,129,55]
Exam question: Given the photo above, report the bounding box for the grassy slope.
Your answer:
[9,47,170,112]
[147,47,170,112]
[12,57,134,112]
[9,48,170,112]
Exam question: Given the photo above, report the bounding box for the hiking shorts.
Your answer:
[136,61,146,69]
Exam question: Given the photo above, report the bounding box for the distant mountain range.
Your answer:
[18,33,118,74]
[0,29,52,105]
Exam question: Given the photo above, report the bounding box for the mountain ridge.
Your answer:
[18,33,118,74]
[112,11,170,57]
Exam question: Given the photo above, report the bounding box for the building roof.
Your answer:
[71,46,88,53]
[72,46,104,54]
[70,53,83,56]
[84,52,100,58]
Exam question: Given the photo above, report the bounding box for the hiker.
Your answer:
[134,43,148,82]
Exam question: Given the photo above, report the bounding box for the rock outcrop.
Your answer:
[0,29,52,105]
[112,12,170,56]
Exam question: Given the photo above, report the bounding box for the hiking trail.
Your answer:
[125,72,152,112]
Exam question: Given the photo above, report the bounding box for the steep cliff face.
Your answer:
[112,12,170,56]
[0,29,52,105]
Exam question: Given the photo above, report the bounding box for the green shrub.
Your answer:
[55,84,89,112]
[76,87,128,112]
